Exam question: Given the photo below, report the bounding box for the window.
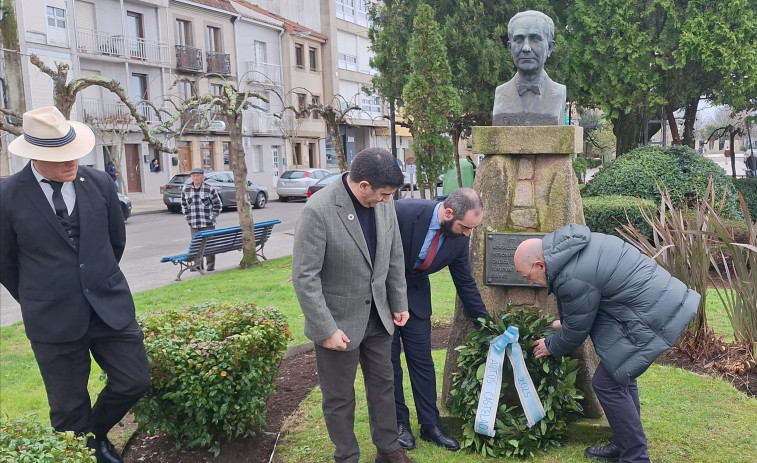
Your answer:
[295,43,304,68]
[272,145,280,171]
[309,47,317,71]
[206,26,221,52]
[252,145,262,172]
[338,53,357,71]
[178,80,195,101]
[223,142,230,167]
[126,12,145,58]
[46,6,67,45]
[253,41,267,64]
[201,141,213,170]
[308,143,317,167]
[175,19,192,46]
[294,143,303,165]
[210,83,223,111]
[297,93,307,116]
[131,73,148,102]
[311,96,320,119]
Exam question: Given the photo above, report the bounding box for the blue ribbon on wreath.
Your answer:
[473,326,545,437]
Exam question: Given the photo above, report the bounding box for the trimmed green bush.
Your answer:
[449,305,584,458]
[583,145,740,217]
[583,195,655,238]
[733,178,757,219]
[0,415,96,463]
[132,302,291,454]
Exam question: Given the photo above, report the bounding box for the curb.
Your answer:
[283,342,315,359]
[132,209,168,217]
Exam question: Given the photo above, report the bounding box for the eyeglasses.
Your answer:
[459,222,478,231]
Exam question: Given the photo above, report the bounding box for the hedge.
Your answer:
[582,195,655,238]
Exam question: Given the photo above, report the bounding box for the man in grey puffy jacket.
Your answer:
[514,224,699,463]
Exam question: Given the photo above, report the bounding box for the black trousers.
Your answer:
[314,310,400,463]
[592,362,650,463]
[392,316,439,425]
[30,312,151,439]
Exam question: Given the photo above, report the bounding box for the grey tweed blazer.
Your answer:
[292,175,408,349]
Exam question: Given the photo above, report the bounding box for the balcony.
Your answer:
[76,28,168,64]
[248,113,278,135]
[176,45,203,72]
[180,110,228,132]
[246,62,282,86]
[79,99,160,125]
[207,51,231,75]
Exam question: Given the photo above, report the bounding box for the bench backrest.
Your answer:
[186,220,281,258]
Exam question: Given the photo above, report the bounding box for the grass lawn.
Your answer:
[1,256,754,462]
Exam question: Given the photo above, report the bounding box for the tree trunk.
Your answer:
[665,103,682,146]
[681,98,699,148]
[612,110,646,156]
[228,113,259,268]
[729,131,737,179]
[451,127,462,189]
[326,113,348,172]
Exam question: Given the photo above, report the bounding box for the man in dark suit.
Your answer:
[292,148,413,463]
[392,188,489,451]
[0,107,151,463]
[492,10,566,126]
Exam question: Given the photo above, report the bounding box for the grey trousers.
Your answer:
[190,226,215,269]
[314,310,401,463]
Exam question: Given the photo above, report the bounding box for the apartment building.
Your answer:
[167,0,237,178]
[253,0,413,167]
[232,1,330,187]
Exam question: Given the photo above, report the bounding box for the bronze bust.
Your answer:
[492,11,566,126]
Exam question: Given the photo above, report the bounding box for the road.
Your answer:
[0,200,306,327]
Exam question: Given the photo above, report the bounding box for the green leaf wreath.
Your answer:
[449,303,584,458]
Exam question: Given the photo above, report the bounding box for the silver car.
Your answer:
[162,171,268,212]
[276,168,332,202]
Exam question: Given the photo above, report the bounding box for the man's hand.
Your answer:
[551,319,562,329]
[532,338,551,358]
[393,311,410,327]
[322,329,350,351]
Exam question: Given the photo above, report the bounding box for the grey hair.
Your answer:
[507,10,555,43]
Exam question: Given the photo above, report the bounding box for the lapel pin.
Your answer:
[79,177,85,182]
[347,214,355,221]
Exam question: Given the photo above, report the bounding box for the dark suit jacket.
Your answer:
[394,199,487,321]
[0,163,135,343]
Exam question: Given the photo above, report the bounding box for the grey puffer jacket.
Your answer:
[543,224,700,387]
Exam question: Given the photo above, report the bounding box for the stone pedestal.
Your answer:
[441,125,604,419]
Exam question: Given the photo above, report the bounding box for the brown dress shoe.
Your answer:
[375,448,414,463]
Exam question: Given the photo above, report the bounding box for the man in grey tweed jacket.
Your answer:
[292,148,414,463]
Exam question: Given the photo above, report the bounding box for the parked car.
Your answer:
[162,170,268,212]
[306,172,341,199]
[276,168,332,201]
[118,193,132,221]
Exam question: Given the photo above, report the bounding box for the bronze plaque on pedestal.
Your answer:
[485,233,545,286]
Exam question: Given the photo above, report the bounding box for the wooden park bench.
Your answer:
[161,219,281,281]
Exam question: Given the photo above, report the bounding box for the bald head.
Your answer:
[514,238,547,286]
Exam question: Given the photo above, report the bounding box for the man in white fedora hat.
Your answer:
[0,106,151,463]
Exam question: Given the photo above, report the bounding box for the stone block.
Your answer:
[472,125,583,155]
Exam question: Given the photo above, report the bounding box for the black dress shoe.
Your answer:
[584,443,620,462]
[419,424,460,451]
[397,422,415,450]
[88,437,124,463]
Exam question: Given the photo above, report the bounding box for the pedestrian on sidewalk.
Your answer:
[181,168,222,271]
[0,106,151,463]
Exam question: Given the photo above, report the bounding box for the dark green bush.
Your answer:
[0,415,95,463]
[734,178,757,219]
[583,145,739,217]
[572,156,589,184]
[583,195,655,238]
[132,302,291,454]
[449,305,583,458]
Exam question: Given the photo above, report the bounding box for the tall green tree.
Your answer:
[403,4,461,199]
[566,0,757,155]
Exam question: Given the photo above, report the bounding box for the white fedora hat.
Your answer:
[8,106,95,162]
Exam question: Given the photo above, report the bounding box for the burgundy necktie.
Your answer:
[415,229,442,273]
